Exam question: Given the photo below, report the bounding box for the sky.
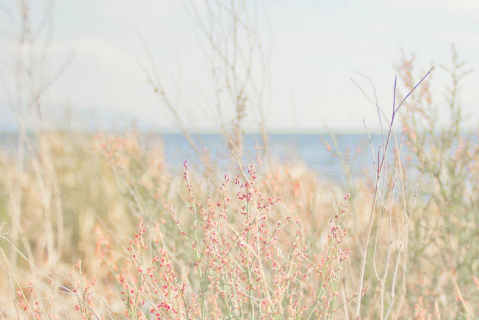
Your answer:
[0,0,478,133]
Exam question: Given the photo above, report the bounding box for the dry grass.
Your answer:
[1,99,479,319]
[1,3,478,316]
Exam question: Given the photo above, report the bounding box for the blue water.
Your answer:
[0,133,401,183]
[158,133,392,182]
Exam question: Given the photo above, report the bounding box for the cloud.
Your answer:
[365,24,401,36]
[72,36,134,70]
[375,0,479,21]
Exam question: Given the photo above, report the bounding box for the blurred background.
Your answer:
[1,0,478,133]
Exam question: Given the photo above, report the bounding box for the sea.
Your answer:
[0,133,401,184]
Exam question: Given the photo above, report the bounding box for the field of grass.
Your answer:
[1,0,479,317]
[1,49,479,319]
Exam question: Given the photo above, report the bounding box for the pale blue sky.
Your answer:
[1,0,478,132]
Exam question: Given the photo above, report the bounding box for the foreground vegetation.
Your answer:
[1,0,478,317]
[1,47,479,319]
